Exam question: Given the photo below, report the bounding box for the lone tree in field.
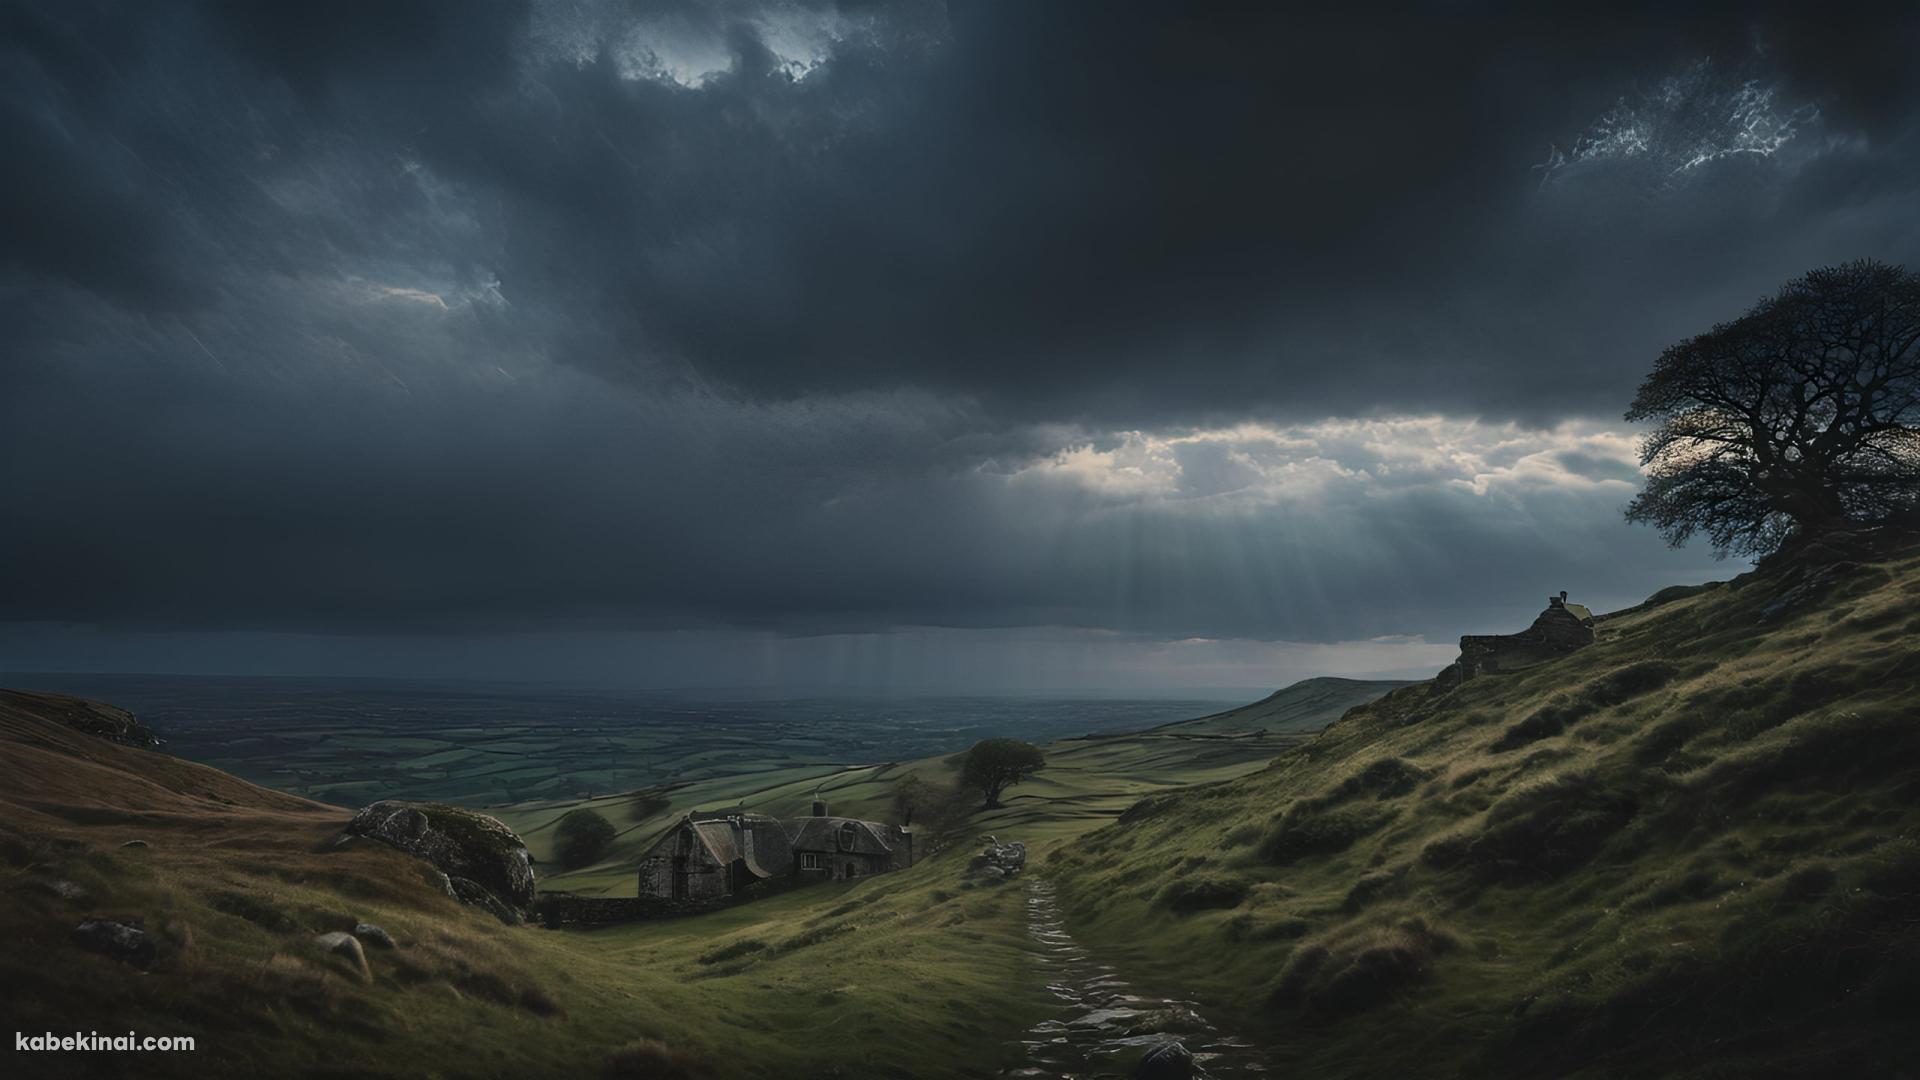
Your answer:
[553,808,617,869]
[1626,259,1920,557]
[958,738,1045,809]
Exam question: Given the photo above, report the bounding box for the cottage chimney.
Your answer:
[811,798,829,817]
[1560,590,1569,602]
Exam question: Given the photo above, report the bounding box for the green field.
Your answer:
[498,680,1399,895]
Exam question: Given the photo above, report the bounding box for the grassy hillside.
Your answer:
[16,540,1911,1080]
[0,690,1051,1079]
[1157,677,1415,735]
[1048,537,1920,1078]
[0,683,1322,1077]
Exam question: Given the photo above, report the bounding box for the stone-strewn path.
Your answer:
[1007,878,1270,1079]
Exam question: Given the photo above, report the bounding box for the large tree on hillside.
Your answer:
[958,738,1045,809]
[1625,260,1920,557]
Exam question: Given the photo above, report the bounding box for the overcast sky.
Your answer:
[5,1,1919,690]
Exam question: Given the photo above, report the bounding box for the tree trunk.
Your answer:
[1764,471,1847,534]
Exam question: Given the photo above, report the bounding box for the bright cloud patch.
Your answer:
[1010,418,1643,506]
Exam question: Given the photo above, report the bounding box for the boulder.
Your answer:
[352,922,396,950]
[974,835,1027,877]
[1135,1040,1196,1080]
[72,919,156,969]
[314,931,371,981]
[450,875,524,925]
[345,801,535,913]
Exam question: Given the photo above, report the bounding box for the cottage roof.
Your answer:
[785,816,895,856]
[737,815,792,877]
[689,819,744,863]
[1562,603,1593,622]
[665,813,793,880]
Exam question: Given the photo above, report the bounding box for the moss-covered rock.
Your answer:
[346,801,535,913]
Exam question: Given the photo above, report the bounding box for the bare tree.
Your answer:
[1626,260,1920,557]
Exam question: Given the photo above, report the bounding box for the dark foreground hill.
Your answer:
[0,690,612,1077]
[1050,534,1920,1078]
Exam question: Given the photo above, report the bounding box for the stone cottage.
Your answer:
[636,799,912,903]
[1440,590,1597,687]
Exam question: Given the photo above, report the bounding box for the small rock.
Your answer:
[314,931,371,981]
[1135,1040,1196,1080]
[120,840,150,849]
[72,919,156,969]
[1125,1005,1199,1037]
[33,878,91,903]
[352,922,396,950]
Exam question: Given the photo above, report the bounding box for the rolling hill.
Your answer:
[8,534,1918,1077]
[0,679,1349,1076]
[1154,677,1416,735]
[1047,531,1920,1078]
[495,680,1384,895]
[0,688,1054,1079]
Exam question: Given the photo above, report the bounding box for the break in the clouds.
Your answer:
[4,1,1919,686]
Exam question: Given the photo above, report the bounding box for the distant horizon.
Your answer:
[0,668,1427,703]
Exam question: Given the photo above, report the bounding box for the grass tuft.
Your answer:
[1259,805,1397,866]
[1156,877,1249,914]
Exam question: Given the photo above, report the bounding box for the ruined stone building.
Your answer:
[636,799,912,903]
[1439,591,1597,688]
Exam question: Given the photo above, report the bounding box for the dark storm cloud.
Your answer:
[332,0,1920,421]
[11,0,1920,415]
[2,0,1917,660]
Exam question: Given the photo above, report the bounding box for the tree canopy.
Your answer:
[1626,259,1920,557]
[958,738,1046,809]
[553,808,617,869]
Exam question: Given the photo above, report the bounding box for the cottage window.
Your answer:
[837,823,859,851]
[801,852,824,870]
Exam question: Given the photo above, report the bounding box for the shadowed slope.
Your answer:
[1050,535,1920,1079]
